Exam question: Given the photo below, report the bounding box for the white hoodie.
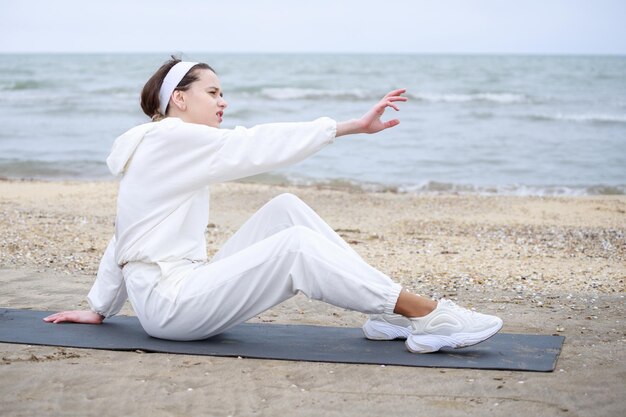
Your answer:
[87,117,337,317]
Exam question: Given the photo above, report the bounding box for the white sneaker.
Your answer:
[362,314,412,340]
[406,299,503,353]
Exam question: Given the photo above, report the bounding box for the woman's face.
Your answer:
[176,69,228,128]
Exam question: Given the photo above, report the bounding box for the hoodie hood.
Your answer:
[106,122,156,176]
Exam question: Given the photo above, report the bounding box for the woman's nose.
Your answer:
[219,97,228,109]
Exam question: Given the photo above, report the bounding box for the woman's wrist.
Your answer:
[89,308,105,322]
[90,311,105,324]
[335,119,364,137]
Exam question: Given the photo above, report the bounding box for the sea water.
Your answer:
[0,53,624,195]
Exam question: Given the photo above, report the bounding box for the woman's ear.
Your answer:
[171,90,187,111]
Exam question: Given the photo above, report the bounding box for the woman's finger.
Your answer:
[43,311,72,322]
[53,313,74,323]
[383,88,406,99]
[383,119,400,129]
[371,101,389,115]
[386,101,400,111]
[43,313,62,321]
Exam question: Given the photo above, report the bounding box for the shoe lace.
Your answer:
[440,298,479,318]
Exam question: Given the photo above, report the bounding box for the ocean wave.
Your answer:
[2,80,50,91]
[239,173,399,193]
[258,87,371,101]
[1,159,623,196]
[409,92,529,104]
[88,86,136,98]
[238,174,625,196]
[398,181,626,196]
[527,113,626,124]
[242,88,531,104]
[0,159,109,180]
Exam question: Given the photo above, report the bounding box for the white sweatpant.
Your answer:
[122,193,402,340]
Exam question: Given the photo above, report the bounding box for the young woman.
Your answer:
[44,58,502,353]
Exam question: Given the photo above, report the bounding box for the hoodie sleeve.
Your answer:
[86,236,127,318]
[205,117,337,183]
[141,117,337,189]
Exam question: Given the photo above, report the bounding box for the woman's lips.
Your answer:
[217,111,223,122]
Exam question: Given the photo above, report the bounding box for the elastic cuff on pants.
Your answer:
[383,282,403,315]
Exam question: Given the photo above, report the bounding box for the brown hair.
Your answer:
[140,56,214,121]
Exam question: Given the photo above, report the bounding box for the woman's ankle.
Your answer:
[393,289,437,317]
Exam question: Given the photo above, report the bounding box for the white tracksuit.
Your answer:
[87,117,402,340]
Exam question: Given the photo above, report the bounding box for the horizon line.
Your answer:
[1,51,625,57]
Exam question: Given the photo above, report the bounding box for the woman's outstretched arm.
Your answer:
[336,89,407,137]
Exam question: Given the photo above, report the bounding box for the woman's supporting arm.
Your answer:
[43,236,127,324]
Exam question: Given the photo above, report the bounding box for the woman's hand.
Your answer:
[336,89,408,137]
[43,310,104,324]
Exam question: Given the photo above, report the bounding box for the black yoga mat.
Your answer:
[0,308,563,372]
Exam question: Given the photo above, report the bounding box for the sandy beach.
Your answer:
[1,179,624,416]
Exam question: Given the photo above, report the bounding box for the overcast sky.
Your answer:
[1,0,625,54]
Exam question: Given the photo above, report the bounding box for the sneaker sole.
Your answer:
[363,319,412,340]
[405,320,504,353]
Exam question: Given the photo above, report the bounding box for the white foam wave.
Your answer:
[254,88,529,104]
[410,92,528,104]
[527,113,626,124]
[552,113,626,124]
[398,181,625,196]
[240,174,625,196]
[259,88,370,100]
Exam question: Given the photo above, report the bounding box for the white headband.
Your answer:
[158,61,199,115]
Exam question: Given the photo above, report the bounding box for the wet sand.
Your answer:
[1,180,624,416]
